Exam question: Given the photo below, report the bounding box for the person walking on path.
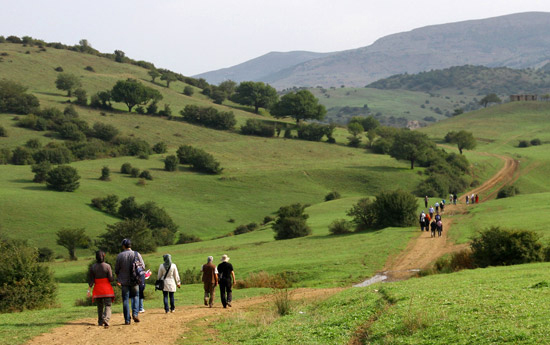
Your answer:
[466,195,469,205]
[88,250,115,328]
[434,202,439,213]
[424,196,429,208]
[475,194,479,204]
[440,200,445,213]
[435,213,441,222]
[429,206,435,219]
[430,220,437,238]
[424,214,430,232]
[201,256,218,308]
[471,194,475,204]
[158,254,181,313]
[217,254,235,309]
[453,193,458,205]
[115,239,144,325]
[419,211,426,231]
[437,220,443,237]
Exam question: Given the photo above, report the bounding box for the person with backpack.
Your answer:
[201,256,218,308]
[419,211,426,231]
[435,213,441,222]
[434,201,439,213]
[115,239,145,325]
[430,219,437,238]
[424,214,431,232]
[428,206,435,219]
[157,254,181,313]
[437,220,443,237]
[217,254,235,308]
[440,200,445,213]
[88,250,115,328]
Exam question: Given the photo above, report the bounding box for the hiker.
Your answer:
[449,194,454,204]
[138,269,151,313]
[158,254,181,313]
[115,239,144,325]
[440,200,445,212]
[471,194,475,204]
[424,213,431,231]
[475,194,479,204]
[424,196,429,208]
[434,201,439,213]
[217,254,235,308]
[436,220,443,237]
[88,250,115,328]
[419,211,426,231]
[201,256,218,308]
[453,193,458,205]
[435,213,441,222]
[429,206,435,219]
[430,220,437,238]
[466,195,469,205]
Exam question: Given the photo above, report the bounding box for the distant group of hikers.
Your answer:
[87,238,235,328]
[420,193,480,238]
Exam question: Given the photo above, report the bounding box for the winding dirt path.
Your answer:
[383,153,519,280]
[25,154,519,345]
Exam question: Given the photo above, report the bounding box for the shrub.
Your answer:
[33,145,73,164]
[183,86,194,96]
[283,128,293,138]
[180,267,201,285]
[263,215,275,224]
[0,237,57,312]
[152,141,167,154]
[371,138,392,154]
[324,191,341,201]
[139,170,153,180]
[272,204,311,240]
[0,148,12,164]
[176,145,198,164]
[177,233,201,244]
[164,155,178,171]
[179,105,236,130]
[120,163,132,174]
[297,123,327,141]
[57,122,85,141]
[130,167,140,178]
[274,289,292,316]
[0,125,6,137]
[470,227,544,267]
[328,219,353,235]
[497,185,520,199]
[11,146,35,165]
[97,218,156,254]
[234,223,258,235]
[84,66,95,72]
[46,165,80,192]
[100,166,111,181]
[92,122,119,141]
[25,138,41,149]
[530,138,542,146]
[31,161,52,183]
[240,119,275,137]
[347,135,361,147]
[37,247,55,262]
[74,88,87,106]
[54,66,64,72]
[0,80,40,114]
[91,195,119,215]
[518,140,531,148]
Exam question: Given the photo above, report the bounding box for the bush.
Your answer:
[324,191,341,201]
[0,237,57,312]
[263,215,275,224]
[297,123,328,141]
[530,138,542,146]
[74,88,87,106]
[180,267,201,285]
[25,138,41,149]
[91,195,119,215]
[33,145,73,164]
[164,155,178,171]
[176,145,222,174]
[97,218,156,254]
[234,222,258,235]
[0,148,12,164]
[240,119,275,137]
[100,166,110,181]
[152,141,167,154]
[120,163,132,174]
[0,125,7,137]
[139,170,153,180]
[183,86,194,96]
[497,185,520,199]
[179,105,236,130]
[11,146,35,165]
[130,167,140,178]
[518,140,531,148]
[176,145,198,164]
[328,219,353,235]
[470,227,544,267]
[0,80,40,114]
[84,66,95,72]
[31,161,52,183]
[92,122,119,141]
[347,136,361,147]
[272,204,311,240]
[54,66,64,72]
[177,233,201,244]
[37,247,55,262]
[46,165,80,192]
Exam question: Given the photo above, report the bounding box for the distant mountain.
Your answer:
[197,12,550,89]
[194,51,329,85]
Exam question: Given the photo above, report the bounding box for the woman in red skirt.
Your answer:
[88,251,115,328]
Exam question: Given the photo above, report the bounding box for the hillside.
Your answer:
[197,12,550,89]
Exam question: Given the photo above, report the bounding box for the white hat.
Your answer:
[221,254,230,262]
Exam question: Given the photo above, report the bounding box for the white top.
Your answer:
[157,263,181,292]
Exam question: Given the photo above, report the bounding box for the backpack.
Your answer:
[437,220,442,229]
[129,251,145,286]
[435,214,441,221]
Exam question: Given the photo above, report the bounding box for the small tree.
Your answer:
[272,203,311,240]
[31,161,52,183]
[0,125,6,137]
[161,72,177,88]
[328,219,353,235]
[183,86,194,96]
[271,90,326,123]
[232,81,278,114]
[120,163,132,174]
[55,73,82,97]
[164,155,178,171]
[152,141,167,154]
[347,122,364,147]
[148,69,161,83]
[97,218,156,254]
[74,88,87,106]
[389,129,435,169]
[56,228,90,260]
[111,79,163,112]
[446,130,476,154]
[479,93,501,108]
[100,166,111,181]
[46,165,80,192]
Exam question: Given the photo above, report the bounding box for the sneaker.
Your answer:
[227,302,232,308]
[204,299,208,306]
[170,309,175,313]
[139,309,145,313]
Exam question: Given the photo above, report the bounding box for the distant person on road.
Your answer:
[424,196,429,208]
[201,256,218,308]
[419,211,426,231]
[435,213,441,222]
[466,195,469,205]
[475,194,479,204]
[434,201,439,213]
[217,254,235,308]
[453,193,458,205]
[430,220,437,238]
[471,194,475,204]
[436,220,443,237]
[424,214,431,232]
[429,206,435,219]
[88,250,115,328]
[115,239,145,325]
[158,254,181,313]
[440,200,445,213]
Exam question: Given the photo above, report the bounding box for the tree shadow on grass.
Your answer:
[345,166,410,172]
[22,185,48,191]
[9,179,31,183]
[34,91,64,98]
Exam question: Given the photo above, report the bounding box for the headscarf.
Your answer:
[163,254,172,271]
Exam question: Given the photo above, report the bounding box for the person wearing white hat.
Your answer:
[217,254,235,308]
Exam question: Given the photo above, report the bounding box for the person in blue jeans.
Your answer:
[157,254,181,313]
[115,239,144,325]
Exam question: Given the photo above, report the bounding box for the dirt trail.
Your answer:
[26,154,519,345]
[384,153,519,280]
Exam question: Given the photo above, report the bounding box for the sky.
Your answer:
[1,0,550,76]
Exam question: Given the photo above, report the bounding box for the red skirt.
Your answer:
[92,278,115,302]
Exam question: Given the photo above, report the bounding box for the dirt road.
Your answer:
[25,154,518,345]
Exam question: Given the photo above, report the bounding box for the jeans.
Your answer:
[219,280,232,308]
[139,284,145,311]
[121,285,139,322]
[163,291,175,312]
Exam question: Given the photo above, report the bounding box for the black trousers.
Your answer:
[219,280,232,307]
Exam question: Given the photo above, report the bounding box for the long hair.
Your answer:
[96,250,106,264]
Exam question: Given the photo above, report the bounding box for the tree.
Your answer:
[479,93,501,108]
[93,122,119,141]
[111,79,163,112]
[100,166,111,181]
[97,218,156,254]
[114,50,126,63]
[183,86,194,96]
[218,80,237,98]
[56,228,90,260]
[347,122,363,147]
[31,161,51,183]
[232,81,278,114]
[73,88,87,106]
[271,90,326,123]
[160,72,177,88]
[55,73,81,97]
[148,69,161,83]
[272,203,311,240]
[164,155,178,171]
[389,129,435,169]
[446,130,476,154]
[46,165,80,191]
[0,80,40,114]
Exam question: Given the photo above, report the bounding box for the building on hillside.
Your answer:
[509,94,538,102]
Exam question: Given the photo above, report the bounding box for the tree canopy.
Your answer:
[55,73,82,97]
[56,228,90,260]
[389,129,435,169]
[231,81,278,114]
[111,79,162,112]
[446,130,477,154]
[0,80,40,114]
[271,90,326,123]
[160,72,177,88]
[479,93,501,107]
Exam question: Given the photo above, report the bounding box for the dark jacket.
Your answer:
[115,250,144,286]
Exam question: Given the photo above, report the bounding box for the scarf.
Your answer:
[163,254,172,272]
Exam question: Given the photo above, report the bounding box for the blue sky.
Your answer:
[1,0,550,76]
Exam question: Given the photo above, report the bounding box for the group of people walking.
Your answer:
[420,193,481,238]
[87,238,235,328]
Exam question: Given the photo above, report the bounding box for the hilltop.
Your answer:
[196,12,550,89]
